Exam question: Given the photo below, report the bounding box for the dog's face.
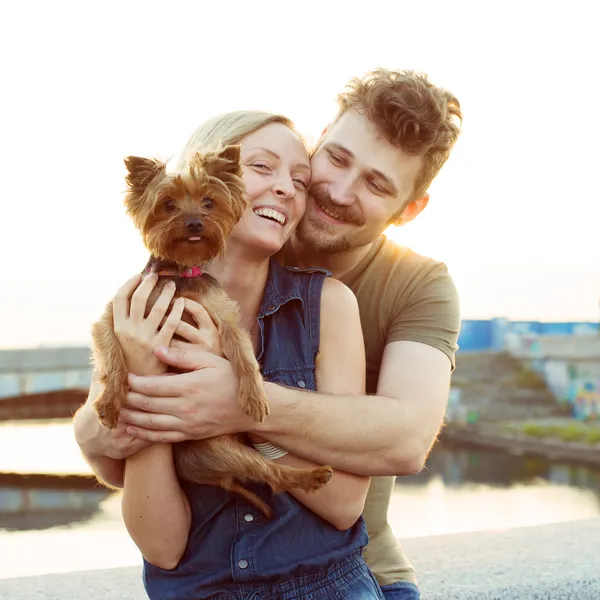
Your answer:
[123,146,246,265]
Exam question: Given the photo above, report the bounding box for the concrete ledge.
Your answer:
[442,424,600,468]
[2,518,598,599]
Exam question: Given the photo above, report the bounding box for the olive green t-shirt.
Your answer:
[339,235,460,585]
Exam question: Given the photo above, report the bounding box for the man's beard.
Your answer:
[295,184,364,255]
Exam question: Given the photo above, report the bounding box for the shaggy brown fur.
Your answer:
[91,146,332,516]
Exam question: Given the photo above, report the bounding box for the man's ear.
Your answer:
[124,156,167,196]
[394,194,430,225]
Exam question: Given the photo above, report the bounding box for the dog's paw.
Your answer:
[239,378,270,422]
[242,398,270,423]
[93,397,120,430]
[301,466,334,492]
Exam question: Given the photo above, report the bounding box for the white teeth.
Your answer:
[320,205,340,220]
[253,207,286,225]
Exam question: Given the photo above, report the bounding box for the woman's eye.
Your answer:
[293,178,308,190]
[203,197,214,209]
[251,162,271,172]
[164,199,176,212]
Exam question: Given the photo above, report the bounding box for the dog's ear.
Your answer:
[124,156,166,196]
[196,145,242,179]
[217,145,241,171]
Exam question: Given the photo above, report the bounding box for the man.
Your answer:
[74,68,462,599]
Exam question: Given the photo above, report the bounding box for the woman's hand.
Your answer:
[113,274,185,376]
[171,298,223,357]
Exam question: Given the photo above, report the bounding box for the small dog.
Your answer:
[91,146,332,516]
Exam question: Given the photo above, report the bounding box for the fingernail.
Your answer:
[157,345,169,354]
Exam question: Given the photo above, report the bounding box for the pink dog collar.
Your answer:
[143,265,203,278]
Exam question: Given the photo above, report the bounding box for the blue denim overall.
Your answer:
[143,259,384,600]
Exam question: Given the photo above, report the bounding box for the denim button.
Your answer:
[237,559,249,569]
[244,513,254,522]
[267,304,276,311]
[297,380,306,388]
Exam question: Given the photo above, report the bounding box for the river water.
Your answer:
[1,419,599,579]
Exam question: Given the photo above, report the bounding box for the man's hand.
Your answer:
[119,345,257,442]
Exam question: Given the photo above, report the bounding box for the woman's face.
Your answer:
[228,122,310,256]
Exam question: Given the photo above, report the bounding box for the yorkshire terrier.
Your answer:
[90,145,332,516]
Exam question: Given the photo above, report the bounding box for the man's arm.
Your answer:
[121,265,459,478]
[255,340,451,476]
[256,263,459,476]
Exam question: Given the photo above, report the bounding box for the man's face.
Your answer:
[296,109,424,254]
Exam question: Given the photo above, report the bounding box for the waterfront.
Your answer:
[2,419,599,579]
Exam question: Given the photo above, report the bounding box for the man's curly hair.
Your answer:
[337,68,462,201]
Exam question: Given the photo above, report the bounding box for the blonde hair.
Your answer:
[176,110,297,170]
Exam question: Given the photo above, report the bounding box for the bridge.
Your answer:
[0,347,91,419]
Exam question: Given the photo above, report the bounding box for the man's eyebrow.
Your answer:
[325,142,354,158]
[325,143,397,195]
[246,146,310,172]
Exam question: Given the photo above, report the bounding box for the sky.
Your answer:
[1,1,599,348]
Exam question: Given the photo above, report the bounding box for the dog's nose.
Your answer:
[185,218,203,233]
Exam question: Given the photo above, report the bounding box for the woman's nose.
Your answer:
[272,175,295,199]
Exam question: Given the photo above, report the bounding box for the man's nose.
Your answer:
[329,172,358,206]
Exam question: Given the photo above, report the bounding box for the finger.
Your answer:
[157,297,185,345]
[129,273,158,322]
[145,281,177,331]
[126,426,188,444]
[127,363,212,396]
[124,390,181,414]
[113,274,142,324]
[153,345,215,372]
[173,321,204,344]
[119,407,183,431]
[183,298,218,331]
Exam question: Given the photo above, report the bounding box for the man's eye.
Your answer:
[327,151,345,166]
[367,180,383,192]
[367,179,387,194]
[164,199,176,212]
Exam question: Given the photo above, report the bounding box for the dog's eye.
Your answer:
[164,199,176,212]
[203,197,214,209]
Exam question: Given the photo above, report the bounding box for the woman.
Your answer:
[83,111,384,599]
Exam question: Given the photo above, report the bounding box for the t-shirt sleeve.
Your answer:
[386,263,461,369]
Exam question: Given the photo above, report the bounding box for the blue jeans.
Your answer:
[241,551,385,599]
[380,581,420,599]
